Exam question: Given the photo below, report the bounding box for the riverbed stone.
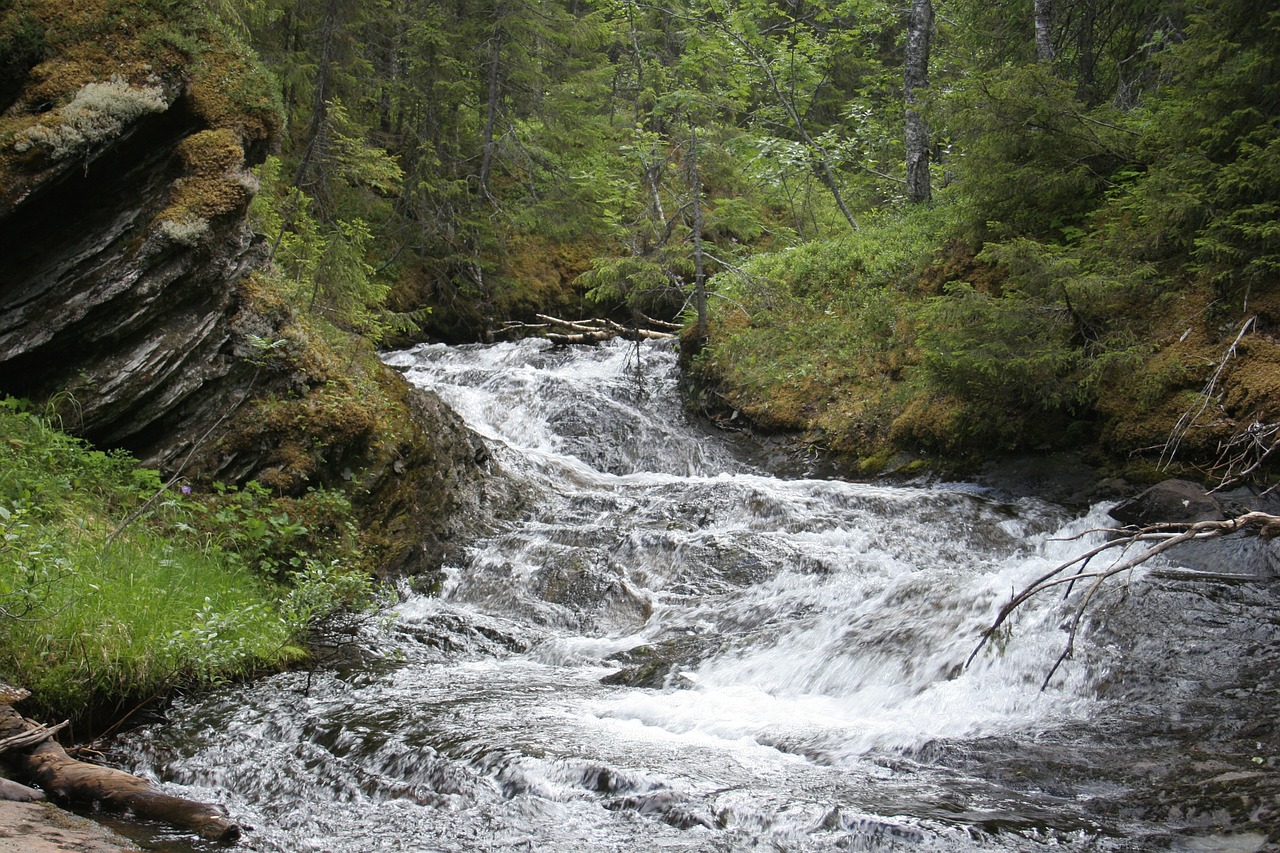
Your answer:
[1109,479,1225,526]
[1157,530,1280,578]
[0,801,136,852]
[601,634,718,688]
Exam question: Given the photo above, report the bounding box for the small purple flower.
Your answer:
[180,485,192,495]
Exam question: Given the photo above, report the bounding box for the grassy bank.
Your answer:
[692,196,1280,482]
[0,398,375,730]
[693,9,1280,483]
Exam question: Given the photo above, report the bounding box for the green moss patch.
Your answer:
[1,0,280,215]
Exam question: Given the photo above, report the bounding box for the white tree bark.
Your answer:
[904,0,934,204]
[1035,0,1055,62]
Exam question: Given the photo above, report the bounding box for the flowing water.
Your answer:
[111,340,1279,852]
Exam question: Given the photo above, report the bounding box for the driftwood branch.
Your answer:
[636,312,683,331]
[1208,422,1280,494]
[0,705,242,843]
[969,510,1280,688]
[1159,316,1254,470]
[498,314,677,345]
[0,719,68,755]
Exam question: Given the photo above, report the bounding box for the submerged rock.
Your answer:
[601,634,719,688]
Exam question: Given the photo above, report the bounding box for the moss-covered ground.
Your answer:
[691,202,1280,485]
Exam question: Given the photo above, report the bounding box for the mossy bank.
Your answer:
[689,8,1280,488]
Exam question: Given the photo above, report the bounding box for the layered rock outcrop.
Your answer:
[0,0,501,575]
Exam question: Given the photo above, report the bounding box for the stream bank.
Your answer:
[0,801,136,853]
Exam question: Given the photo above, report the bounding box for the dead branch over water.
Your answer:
[968,511,1280,690]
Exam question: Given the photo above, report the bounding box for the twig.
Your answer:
[0,719,68,755]
[1160,316,1255,470]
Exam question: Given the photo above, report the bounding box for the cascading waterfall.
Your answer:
[109,339,1270,852]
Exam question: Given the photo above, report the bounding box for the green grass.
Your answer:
[0,398,372,726]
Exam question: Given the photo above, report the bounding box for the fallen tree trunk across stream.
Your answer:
[0,704,242,843]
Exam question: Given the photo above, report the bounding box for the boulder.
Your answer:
[1109,480,1279,579]
[1109,479,1225,527]
[1156,530,1280,579]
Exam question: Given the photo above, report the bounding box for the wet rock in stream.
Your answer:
[604,789,717,830]
[600,634,722,688]
[911,568,1280,850]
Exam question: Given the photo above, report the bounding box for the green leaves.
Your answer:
[940,64,1135,240]
[0,405,346,720]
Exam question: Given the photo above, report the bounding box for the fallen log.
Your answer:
[535,314,677,343]
[0,705,241,843]
[637,312,683,331]
[535,314,606,334]
[547,330,614,344]
[0,719,68,755]
[499,314,679,344]
[600,318,676,341]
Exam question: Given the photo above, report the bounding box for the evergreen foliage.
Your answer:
[688,0,1280,476]
[11,0,1267,477]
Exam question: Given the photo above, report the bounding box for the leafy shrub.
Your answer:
[189,480,364,578]
[941,65,1133,239]
[919,283,1082,409]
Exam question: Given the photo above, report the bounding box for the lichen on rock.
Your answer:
[12,74,168,161]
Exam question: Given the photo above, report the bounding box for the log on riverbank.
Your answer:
[0,705,241,843]
[500,314,678,345]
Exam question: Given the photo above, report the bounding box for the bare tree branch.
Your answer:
[969,510,1280,684]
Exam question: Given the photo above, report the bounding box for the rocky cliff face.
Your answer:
[0,90,264,454]
[0,0,503,575]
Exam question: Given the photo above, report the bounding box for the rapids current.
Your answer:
[112,339,1279,852]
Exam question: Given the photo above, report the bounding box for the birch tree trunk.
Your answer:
[904,0,934,204]
[688,124,708,342]
[1035,0,1056,62]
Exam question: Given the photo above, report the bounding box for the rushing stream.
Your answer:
[111,339,1278,852]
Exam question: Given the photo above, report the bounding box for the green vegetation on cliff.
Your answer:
[0,0,451,724]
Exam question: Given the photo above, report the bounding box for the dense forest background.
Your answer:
[209,0,1280,478]
[0,0,1277,741]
